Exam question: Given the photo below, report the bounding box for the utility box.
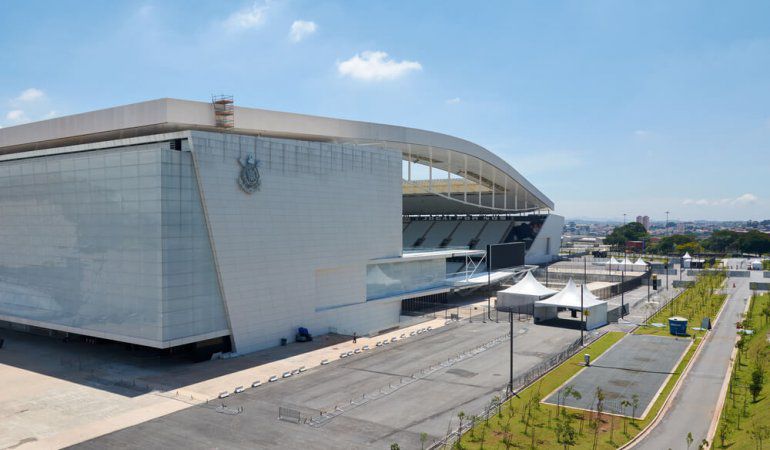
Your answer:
[668,316,688,336]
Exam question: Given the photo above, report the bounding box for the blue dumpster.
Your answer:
[668,316,688,336]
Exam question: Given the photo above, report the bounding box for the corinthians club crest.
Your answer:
[237,154,261,194]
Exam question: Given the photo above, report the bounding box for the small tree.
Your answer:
[420,432,428,450]
[468,415,477,440]
[620,399,631,434]
[749,366,765,402]
[390,444,400,450]
[686,431,694,450]
[631,394,640,424]
[555,409,577,449]
[719,423,729,448]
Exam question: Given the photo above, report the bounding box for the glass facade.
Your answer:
[0,141,228,346]
[366,258,447,300]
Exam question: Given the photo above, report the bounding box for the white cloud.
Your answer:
[16,88,44,102]
[445,97,461,105]
[42,110,58,120]
[224,1,268,31]
[337,51,422,81]
[289,20,316,42]
[733,193,758,205]
[5,110,29,123]
[633,129,653,139]
[683,193,758,206]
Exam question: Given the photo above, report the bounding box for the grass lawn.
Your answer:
[634,270,726,340]
[714,293,770,449]
[455,331,699,449]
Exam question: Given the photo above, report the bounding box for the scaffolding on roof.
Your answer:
[212,95,234,128]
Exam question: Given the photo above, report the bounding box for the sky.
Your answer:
[1,1,769,222]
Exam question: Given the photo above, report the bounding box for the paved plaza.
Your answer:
[544,334,691,418]
[71,319,579,449]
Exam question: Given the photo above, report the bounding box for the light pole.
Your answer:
[665,211,670,236]
[623,213,627,225]
[621,267,625,320]
[508,310,513,394]
[580,280,584,345]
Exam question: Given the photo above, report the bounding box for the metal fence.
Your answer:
[278,406,302,423]
[532,268,647,300]
[400,299,532,324]
[426,331,606,450]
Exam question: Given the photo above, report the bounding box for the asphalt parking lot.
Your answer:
[543,334,691,418]
[73,318,581,450]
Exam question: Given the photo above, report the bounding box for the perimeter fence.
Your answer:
[426,330,606,450]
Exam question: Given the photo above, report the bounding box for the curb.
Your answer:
[620,276,729,449]
[705,284,752,447]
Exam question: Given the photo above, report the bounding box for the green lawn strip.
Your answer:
[634,271,727,339]
[457,330,700,450]
[714,293,770,449]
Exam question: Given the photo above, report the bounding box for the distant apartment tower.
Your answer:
[636,215,650,230]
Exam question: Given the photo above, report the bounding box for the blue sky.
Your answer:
[1,1,769,221]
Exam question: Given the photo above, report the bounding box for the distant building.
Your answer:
[636,215,650,230]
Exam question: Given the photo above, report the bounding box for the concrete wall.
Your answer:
[189,132,403,353]
[525,214,564,265]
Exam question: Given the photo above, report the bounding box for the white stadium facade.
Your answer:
[0,98,563,355]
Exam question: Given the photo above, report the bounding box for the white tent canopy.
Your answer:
[536,279,604,308]
[496,271,556,313]
[607,257,620,266]
[633,257,648,267]
[534,278,608,330]
[499,271,556,297]
[682,252,693,268]
[619,258,633,267]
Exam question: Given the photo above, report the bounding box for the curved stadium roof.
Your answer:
[0,98,553,214]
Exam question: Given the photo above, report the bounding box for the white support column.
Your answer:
[447,150,451,196]
[428,147,433,192]
[515,184,519,210]
[503,178,507,210]
[407,146,412,181]
[478,159,483,206]
[463,154,468,203]
[491,170,496,208]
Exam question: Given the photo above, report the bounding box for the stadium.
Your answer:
[0,98,563,355]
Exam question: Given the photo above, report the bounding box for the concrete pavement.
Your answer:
[632,260,754,450]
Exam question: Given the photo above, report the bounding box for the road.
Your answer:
[633,260,755,450]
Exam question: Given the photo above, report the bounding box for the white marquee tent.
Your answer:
[633,257,648,268]
[682,252,693,269]
[606,257,621,271]
[534,278,608,330]
[497,271,557,313]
